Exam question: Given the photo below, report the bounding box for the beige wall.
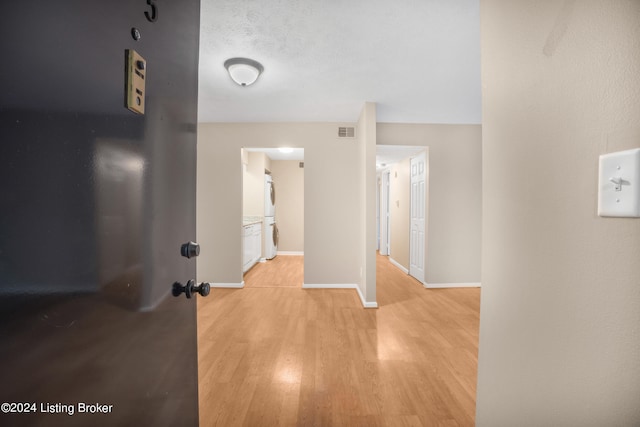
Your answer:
[477,2,640,426]
[264,155,271,174]
[243,151,266,217]
[241,148,248,166]
[377,123,482,284]
[389,157,411,269]
[197,122,363,287]
[197,134,242,282]
[358,103,378,306]
[270,160,304,252]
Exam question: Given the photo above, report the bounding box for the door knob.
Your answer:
[193,281,210,297]
[172,279,210,299]
[181,241,200,258]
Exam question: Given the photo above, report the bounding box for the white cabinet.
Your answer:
[242,223,262,273]
[243,226,252,271]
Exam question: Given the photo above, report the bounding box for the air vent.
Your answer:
[299,162,304,168]
[338,127,355,138]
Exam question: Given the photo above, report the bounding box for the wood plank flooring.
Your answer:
[244,255,304,288]
[198,254,480,426]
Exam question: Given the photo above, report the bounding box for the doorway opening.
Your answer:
[241,147,304,287]
[376,145,428,285]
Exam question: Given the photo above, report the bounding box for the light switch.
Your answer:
[598,148,640,217]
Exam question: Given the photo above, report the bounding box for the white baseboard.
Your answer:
[302,283,357,289]
[210,282,245,288]
[389,257,409,274]
[277,251,304,256]
[424,282,481,289]
[302,283,378,309]
[355,286,379,309]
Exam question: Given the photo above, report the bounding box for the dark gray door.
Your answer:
[0,1,201,425]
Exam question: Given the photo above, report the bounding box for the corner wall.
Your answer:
[357,102,378,307]
[477,2,640,425]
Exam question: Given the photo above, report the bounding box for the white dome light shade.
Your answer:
[224,58,264,86]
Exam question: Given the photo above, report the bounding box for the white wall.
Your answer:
[477,2,640,426]
[197,123,363,289]
[377,123,482,284]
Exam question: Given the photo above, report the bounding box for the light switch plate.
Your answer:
[598,148,640,217]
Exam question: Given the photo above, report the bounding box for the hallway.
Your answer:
[198,254,480,426]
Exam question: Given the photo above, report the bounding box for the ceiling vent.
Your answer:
[338,127,355,138]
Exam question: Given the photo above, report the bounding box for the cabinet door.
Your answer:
[254,225,263,262]
[243,227,252,270]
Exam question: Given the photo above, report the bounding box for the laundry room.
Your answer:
[241,147,304,286]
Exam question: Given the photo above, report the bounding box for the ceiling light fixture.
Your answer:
[224,57,264,87]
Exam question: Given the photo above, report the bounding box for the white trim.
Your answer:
[302,283,378,309]
[211,282,245,288]
[380,169,391,256]
[356,286,379,309]
[389,257,409,274]
[424,282,481,289]
[277,251,304,256]
[302,283,357,289]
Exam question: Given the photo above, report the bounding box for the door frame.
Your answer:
[379,169,391,256]
[240,147,305,281]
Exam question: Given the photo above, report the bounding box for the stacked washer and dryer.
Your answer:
[264,174,278,260]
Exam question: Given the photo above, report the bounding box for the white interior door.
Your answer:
[409,152,426,283]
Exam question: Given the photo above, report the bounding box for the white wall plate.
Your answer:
[598,148,640,217]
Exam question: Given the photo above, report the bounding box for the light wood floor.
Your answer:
[244,255,304,288]
[198,254,480,426]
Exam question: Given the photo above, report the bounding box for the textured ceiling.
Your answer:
[198,0,481,124]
